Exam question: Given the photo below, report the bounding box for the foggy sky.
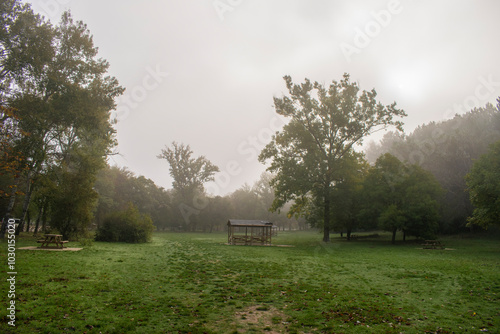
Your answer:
[27,0,500,195]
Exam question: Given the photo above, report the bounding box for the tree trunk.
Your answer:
[16,174,33,236]
[25,210,31,232]
[42,208,47,233]
[347,228,352,241]
[1,179,20,239]
[34,205,42,236]
[391,228,397,244]
[403,230,406,242]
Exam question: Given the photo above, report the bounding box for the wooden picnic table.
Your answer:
[422,240,445,249]
[37,234,68,249]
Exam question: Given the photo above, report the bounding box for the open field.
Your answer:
[1,231,499,333]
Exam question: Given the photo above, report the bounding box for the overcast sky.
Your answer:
[27,0,500,195]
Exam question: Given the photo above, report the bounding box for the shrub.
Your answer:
[95,203,154,243]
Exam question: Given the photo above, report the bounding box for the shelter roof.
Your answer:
[227,219,273,226]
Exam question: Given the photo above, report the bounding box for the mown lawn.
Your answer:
[1,231,499,333]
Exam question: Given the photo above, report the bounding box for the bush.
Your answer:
[95,203,154,243]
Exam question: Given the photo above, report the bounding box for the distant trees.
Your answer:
[259,74,406,242]
[92,167,301,233]
[366,99,500,233]
[228,172,303,230]
[466,140,500,229]
[94,166,172,231]
[157,142,219,231]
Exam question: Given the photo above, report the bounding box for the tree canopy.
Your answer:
[0,1,123,239]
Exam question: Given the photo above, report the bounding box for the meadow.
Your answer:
[1,231,499,333]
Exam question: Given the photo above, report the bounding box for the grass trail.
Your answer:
[1,231,499,333]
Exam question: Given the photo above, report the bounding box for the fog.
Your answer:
[27,0,500,194]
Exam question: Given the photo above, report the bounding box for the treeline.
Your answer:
[93,167,304,233]
[365,100,500,233]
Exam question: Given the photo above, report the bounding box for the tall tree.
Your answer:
[0,106,27,231]
[157,142,219,230]
[1,2,123,238]
[259,74,406,242]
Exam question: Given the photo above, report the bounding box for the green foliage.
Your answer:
[362,154,443,243]
[94,166,173,230]
[157,142,219,230]
[378,203,406,233]
[329,152,369,237]
[96,203,154,243]
[0,1,123,237]
[259,73,406,241]
[48,167,99,240]
[466,140,500,228]
[366,100,500,232]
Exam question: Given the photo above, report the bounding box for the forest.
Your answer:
[1,1,500,243]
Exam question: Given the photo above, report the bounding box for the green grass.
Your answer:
[1,231,499,333]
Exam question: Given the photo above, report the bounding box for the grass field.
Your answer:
[1,231,499,333]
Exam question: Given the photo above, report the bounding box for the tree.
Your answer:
[0,0,53,234]
[362,154,442,243]
[466,140,500,229]
[0,106,27,236]
[0,3,123,238]
[157,142,219,230]
[259,74,406,242]
[401,164,442,239]
[361,153,407,243]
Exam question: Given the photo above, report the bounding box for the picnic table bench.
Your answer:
[422,240,445,249]
[37,234,68,249]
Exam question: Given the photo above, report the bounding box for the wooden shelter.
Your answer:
[227,220,273,245]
